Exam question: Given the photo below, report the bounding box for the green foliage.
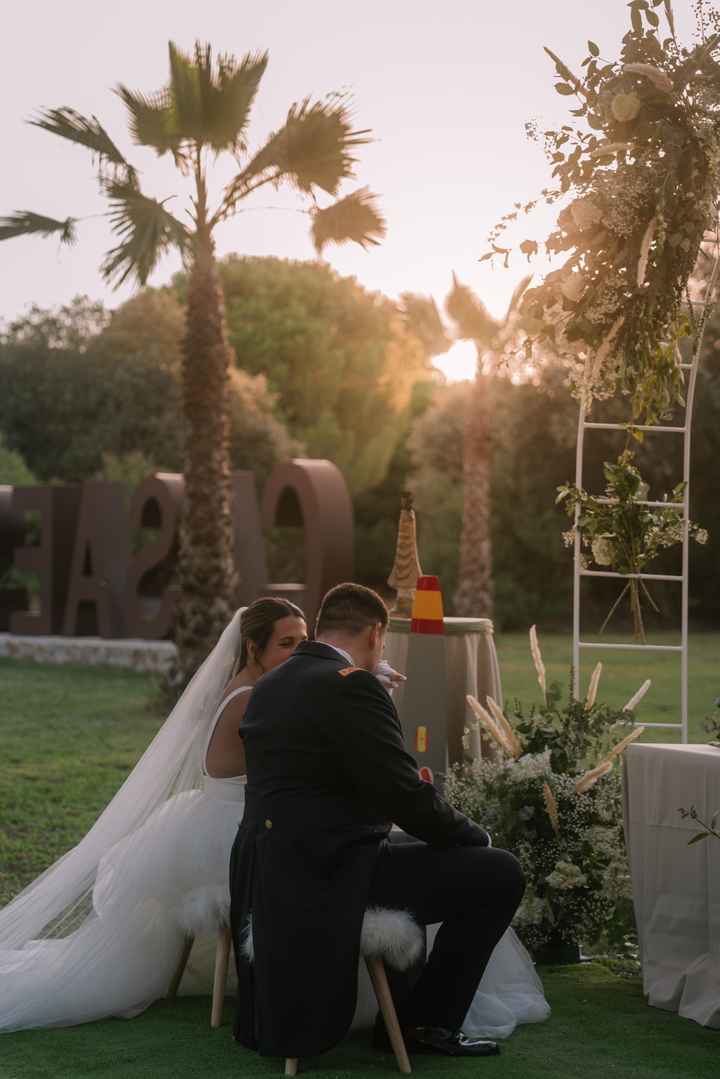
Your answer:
[180,256,434,493]
[2,40,384,295]
[407,371,576,627]
[1,296,109,350]
[0,433,36,486]
[97,451,158,490]
[447,645,637,953]
[0,291,296,484]
[486,3,720,424]
[557,449,708,640]
[0,211,76,245]
[101,179,189,288]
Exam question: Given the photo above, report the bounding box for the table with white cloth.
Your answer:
[623,742,720,1028]
[385,616,503,764]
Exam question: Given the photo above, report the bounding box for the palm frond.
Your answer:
[167,41,204,141]
[399,293,452,356]
[229,95,371,203]
[115,85,178,155]
[445,274,498,345]
[505,274,533,321]
[202,49,268,153]
[311,187,386,255]
[0,211,76,245]
[101,180,189,288]
[30,108,130,172]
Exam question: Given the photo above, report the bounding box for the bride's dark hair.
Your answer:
[237,597,305,670]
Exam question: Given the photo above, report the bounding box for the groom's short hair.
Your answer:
[315,583,389,637]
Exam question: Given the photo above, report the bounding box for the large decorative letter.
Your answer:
[261,459,354,628]
[124,474,183,639]
[0,486,27,631]
[10,486,82,635]
[63,482,129,638]
[232,471,269,606]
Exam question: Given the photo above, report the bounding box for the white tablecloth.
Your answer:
[624,743,720,1027]
[385,617,503,764]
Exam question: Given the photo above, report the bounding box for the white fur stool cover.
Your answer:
[175,884,230,937]
[242,907,423,969]
[360,908,424,970]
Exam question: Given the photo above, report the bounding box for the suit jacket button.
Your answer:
[264,818,273,829]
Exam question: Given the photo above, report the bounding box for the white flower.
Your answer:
[505,750,552,784]
[560,273,587,303]
[545,860,587,891]
[591,534,615,566]
[611,91,641,123]
[623,63,673,94]
[570,197,603,230]
[637,481,650,501]
[696,528,709,545]
[562,529,576,548]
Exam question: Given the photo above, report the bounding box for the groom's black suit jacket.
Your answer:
[229,640,488,1058]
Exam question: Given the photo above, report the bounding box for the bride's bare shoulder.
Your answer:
[220,675,254,701]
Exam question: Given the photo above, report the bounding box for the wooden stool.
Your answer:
[245,907,424,1076]
[167,885,232,1028]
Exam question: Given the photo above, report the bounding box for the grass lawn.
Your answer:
[496,630,719,743]
[1,644,719,1077]
[1,964,717,1079]
[0,659,164,906]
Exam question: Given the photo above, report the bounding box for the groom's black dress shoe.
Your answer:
[374,1022,500,1058]
[408,1026,500,1057]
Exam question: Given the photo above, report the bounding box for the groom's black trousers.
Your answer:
[367,833,525,1032]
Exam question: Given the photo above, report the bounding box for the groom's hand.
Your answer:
[462,822,492,847]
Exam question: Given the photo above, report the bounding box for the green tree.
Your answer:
[0,295,298,484]
[1,296,108,351]
[407,370,577,629]
[445,274,531,617]
[177,256,431,493]
[0,43,384,679]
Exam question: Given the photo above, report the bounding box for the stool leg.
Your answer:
[167,934,194,999]
[285,1059,299,1076]
[211,926,232,1028]
[365,957,412,1074]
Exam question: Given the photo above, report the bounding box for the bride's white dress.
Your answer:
[0,617,549,1036]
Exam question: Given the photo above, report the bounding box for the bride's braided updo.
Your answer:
[237,597,305,671]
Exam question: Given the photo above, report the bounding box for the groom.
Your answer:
[230,582,524,1060]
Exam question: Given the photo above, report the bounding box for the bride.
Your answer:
[0,598,549,1038]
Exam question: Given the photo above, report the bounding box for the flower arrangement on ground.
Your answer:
[557,449,708,641]
[446,627,649,959]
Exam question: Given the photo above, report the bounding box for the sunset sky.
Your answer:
[0,1,695,379]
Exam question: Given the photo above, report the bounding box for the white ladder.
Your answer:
[571,338,706,741]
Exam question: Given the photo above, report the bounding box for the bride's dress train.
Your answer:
[0,613,549,1035]
[0,780,548,1035]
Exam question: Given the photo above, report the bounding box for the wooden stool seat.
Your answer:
[166,885,232,1028]
[246,907,424,1075]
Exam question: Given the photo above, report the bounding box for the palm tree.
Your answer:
[445,274,530,618]
[0,43,385,681]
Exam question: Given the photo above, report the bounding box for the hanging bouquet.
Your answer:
[557,449,708,641]
[446,628,649,956]
[483,0,720,423]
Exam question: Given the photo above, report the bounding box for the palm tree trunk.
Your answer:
[174,226,236,682]
[454,368,494,618]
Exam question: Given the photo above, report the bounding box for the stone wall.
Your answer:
[0,634,176,673]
